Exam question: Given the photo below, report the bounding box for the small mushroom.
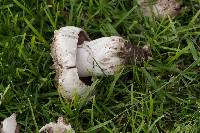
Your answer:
[1,113,18,133]
[39,117,75,133]
[138,0,181,17]
[51,26,151,99]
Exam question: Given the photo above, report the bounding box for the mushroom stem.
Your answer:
[76,36,125,77]
[77,37,150,77]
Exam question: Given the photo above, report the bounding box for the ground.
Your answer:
[0,0,200,132]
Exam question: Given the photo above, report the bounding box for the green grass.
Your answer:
[0,0,200,132]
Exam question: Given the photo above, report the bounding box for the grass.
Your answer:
[0,0,200,132]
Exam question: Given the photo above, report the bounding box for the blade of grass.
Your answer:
[141,68,157,89]
[167,45,191,65]
[0,85,10,105]
[13,0,33,16]
[0,4,13,9]
[148,115,164,132]
[114,6,137,27]
[105,68,124,102]
[149,92,153,119]
[84,119,112,132]
[189,9,200,26]
[187,38,198,61]
[44,6,56,29]
[24,18,47,44]
[28,98,39,133]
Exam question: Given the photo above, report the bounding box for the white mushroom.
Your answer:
[51,26,151,99]
[138,0,181,17]
[39,117,75,133]
[1,113,17,133]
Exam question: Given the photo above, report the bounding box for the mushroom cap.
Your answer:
[139,0,181,17]
[57,68,88,99]
[154,0,181,17]
[51,26,90,70]
[1,113,17,133]
[39,117,75,133]
[51,26,90,99]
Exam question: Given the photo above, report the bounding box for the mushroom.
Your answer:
[1,113,18,133]
[39,117,75,133]
[138,0,181,17]
[51,26,151,99]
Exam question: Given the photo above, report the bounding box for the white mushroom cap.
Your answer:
[139,0,181,17]
[57,68,88,99]
[52,26,90,69]
[154,0,181,17]
[51,26,90,99]
[1,113,17,133]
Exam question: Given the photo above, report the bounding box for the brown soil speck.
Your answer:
[121,43,151,66]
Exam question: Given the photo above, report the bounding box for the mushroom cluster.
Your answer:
[138,0,181,17]
[51,26,151,99]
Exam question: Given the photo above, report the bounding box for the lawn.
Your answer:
[0,0,200,132]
